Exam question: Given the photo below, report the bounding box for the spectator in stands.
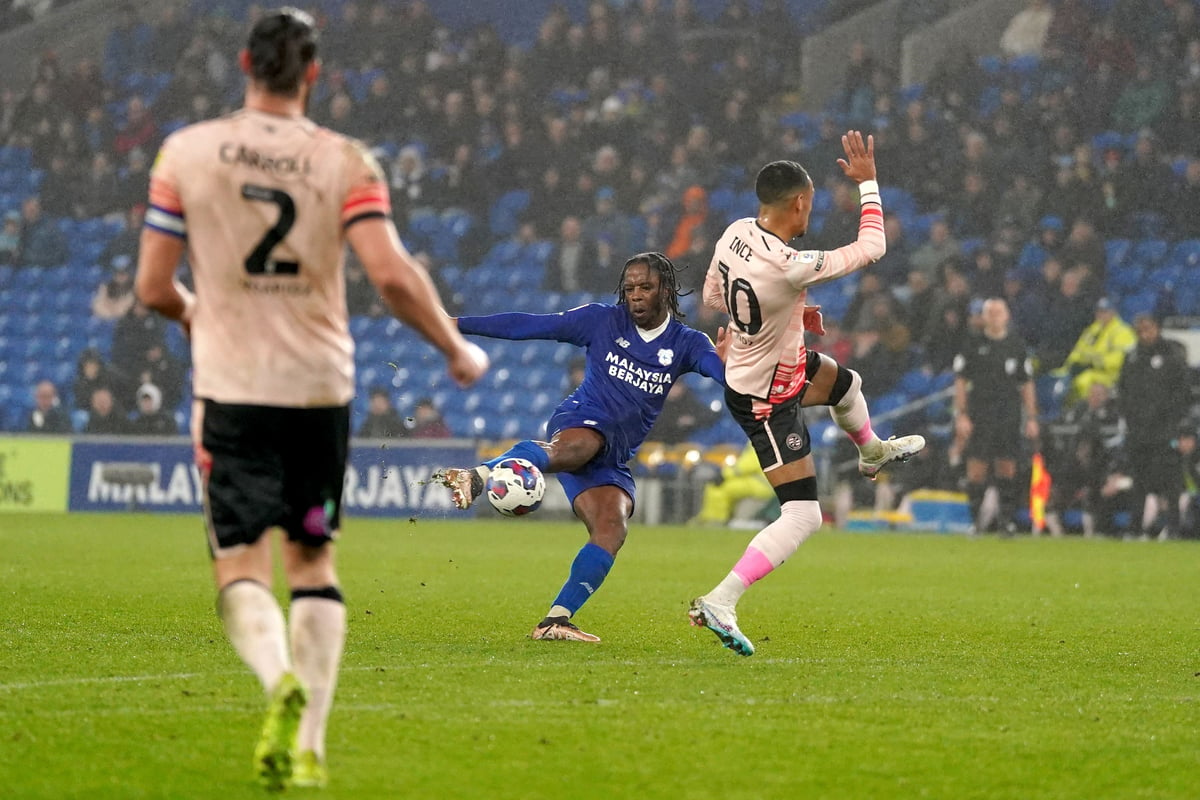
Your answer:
[83,386,129,435]
[652,380,720,444]
[1001,0,1055,58]
[993,177,1042,236]
[103,3,152,84]
[72,348,120,412]
[1058,217,1107,295]
[1039,262,1092,367]
[909,219,960,280]
[1111,57,1172,133]
[78,152,122,220]
[950,171,996,239]
[114,146,151,214]
[1057,297,1137,402]
[344,258,384,318]
[1173,158,1200,239]
[1045,381,1122,537]
[1176,421,1200,539]
[1158,86,1199,159]
[111,299,165,384]
[1116,131,1176,228]
[665,185,709,261]
[91,257,136,320]
[406,397,452,438]
[583,187,631,272]
[132,343,185,412]
[129,382,177,435]
[1116,314,1190,539]
[24,379,71,434]
[357,386,406,439]
[544,215,604,294]
[0,210,20,264]
[113,95,158,158]
[15,197,67,267]
[953,298,1040,535]
[99,205,145,265]
[690,443,775,527]
[39,153,76,218]
[819,182,863,245]
[388,145,434,226]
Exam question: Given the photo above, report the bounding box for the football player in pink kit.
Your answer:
[689,131,925,656]
[135,8,487,788]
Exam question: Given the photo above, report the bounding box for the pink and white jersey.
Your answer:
[148,109,390,407]
[704,184,885,415]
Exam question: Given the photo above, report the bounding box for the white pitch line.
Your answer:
[0,656,818,693]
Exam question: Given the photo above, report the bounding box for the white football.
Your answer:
[485,457,546,516]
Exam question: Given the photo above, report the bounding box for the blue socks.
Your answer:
[486,440,550,473]
[550,542,614,616]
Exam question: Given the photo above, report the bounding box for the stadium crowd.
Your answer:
[2,0,1199,537]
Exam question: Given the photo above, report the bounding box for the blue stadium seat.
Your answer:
[1128,239,1168,268]
[1119,289,1158,320]
[488,189,530,237]
[1105,264,1144,294]
[1167,239,1200,270]
[1104,238,1131,270]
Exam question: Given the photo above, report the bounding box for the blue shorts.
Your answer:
[547,405,637,510]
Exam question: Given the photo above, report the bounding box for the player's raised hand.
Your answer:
[448,341,489,387]
[836,130,876,183]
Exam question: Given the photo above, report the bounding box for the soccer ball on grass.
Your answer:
[486,457,546,516]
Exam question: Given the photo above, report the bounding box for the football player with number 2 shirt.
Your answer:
[135,8,487,789]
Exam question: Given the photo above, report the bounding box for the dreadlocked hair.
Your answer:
[616,252,692,319]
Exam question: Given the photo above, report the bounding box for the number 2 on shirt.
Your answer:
[241,183,300,275]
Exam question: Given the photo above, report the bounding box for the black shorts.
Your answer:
[964,414,1023,462]
[726,389,812,471]
[201,399,350,554]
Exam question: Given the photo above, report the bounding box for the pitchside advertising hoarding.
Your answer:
[0,436,71,512]
[64,438,477,517]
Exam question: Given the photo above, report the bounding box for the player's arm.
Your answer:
[346,218,487,387]
[1020,378,1039,440]
[692,327,727,384]
[136,136,196,328]
[952,361,972,442]
[135,227,195,327]
[702,255,727,312]
[784,131,885,289]
[456,305,597,345]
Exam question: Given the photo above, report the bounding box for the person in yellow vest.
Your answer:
[1057,297,1137,402]
[691,443,777,526]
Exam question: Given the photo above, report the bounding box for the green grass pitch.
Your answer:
[1,512,1196,799]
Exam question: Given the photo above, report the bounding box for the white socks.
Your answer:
[829,370,881,454]
[218,580,290,695]
[705,500,823,607]
[289,597,346,759]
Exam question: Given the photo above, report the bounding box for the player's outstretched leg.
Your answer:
[435,440,551,510]
[824,364,925,479]
[254,671,308,790]
[688,596,755,656]
[433,465,489,509]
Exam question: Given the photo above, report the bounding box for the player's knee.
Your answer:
[828,365,860,407]
[774,475,819,504]
[588,522,627,555]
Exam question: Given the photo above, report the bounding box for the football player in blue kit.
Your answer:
[436,252,726,643]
